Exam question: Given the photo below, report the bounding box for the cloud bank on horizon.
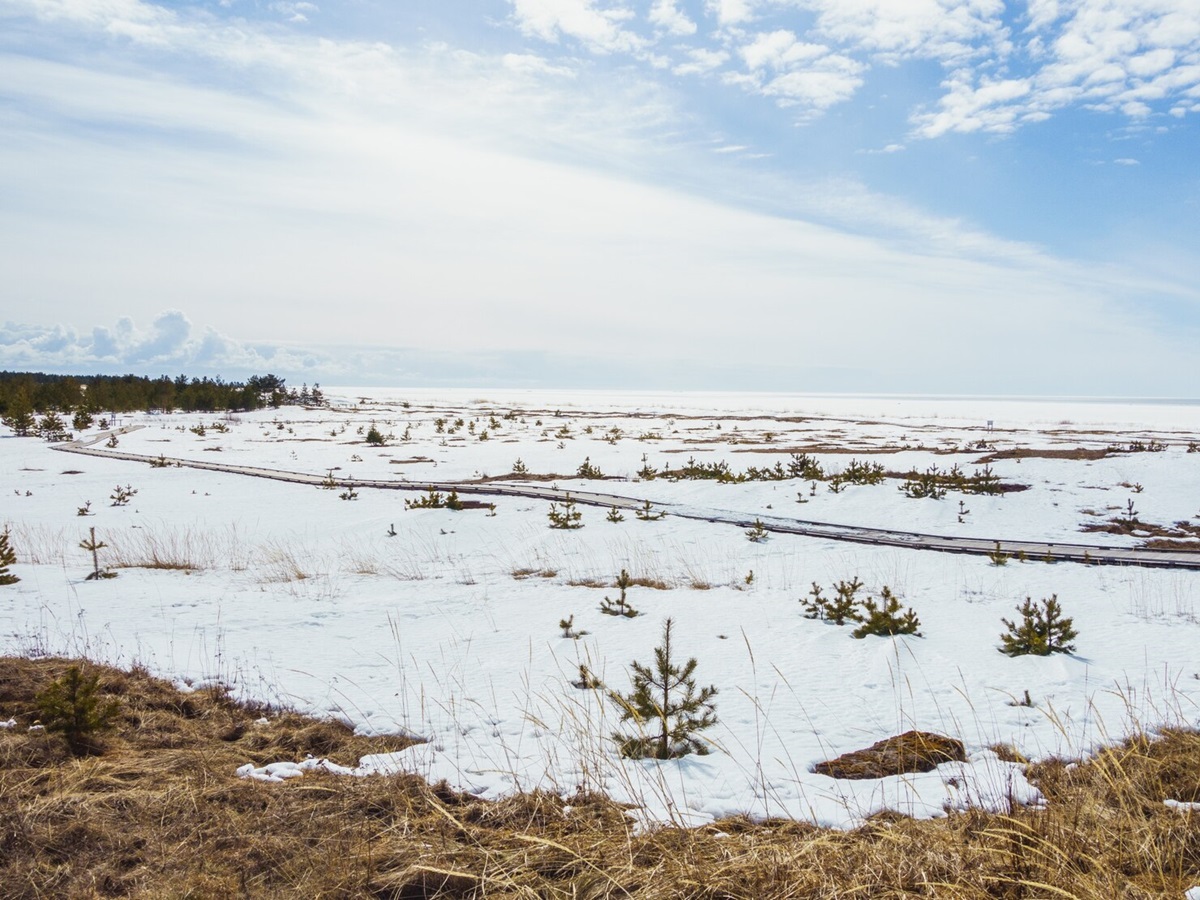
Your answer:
[0,0,1198,395]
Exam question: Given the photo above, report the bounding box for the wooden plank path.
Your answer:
[55,427,1200,571]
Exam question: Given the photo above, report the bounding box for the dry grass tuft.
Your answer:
[2,656,1199,898]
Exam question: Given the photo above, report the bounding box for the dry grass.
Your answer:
[974,448,1110,463]
[2,656,1199,898]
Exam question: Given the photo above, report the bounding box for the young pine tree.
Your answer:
[610,618,718,760]
[0,527,19,585]
[35,665,121,755]
[999,595,1078,656]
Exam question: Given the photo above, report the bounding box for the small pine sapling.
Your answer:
[548,499,584,529]
[851,586,922,638]
[445,490,464,511]
[559,615,587,639]
[0,527,19,585]
[999,595,1078,656]
[106,434,119,448]
[600,569,639,618]
[80,527,117,580]
[609,618,718,760]
[511,457,528,476]
[109,484,138,507]
[365,425,386,446]
[634,499,665,521]
[405,488,444,510]
[801,578,863,625]
[77,501,92,517]
[34,664,121,755]
[988,542,1009,566]
[745,519,769,542]
[606,505,625,523]
[576,457,604,479]
[571,664,603,690]
[338,485,359,500]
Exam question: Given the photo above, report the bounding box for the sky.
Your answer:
[1,0,1198,395]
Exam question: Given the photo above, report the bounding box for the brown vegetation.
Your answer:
[974,448,1110,464]
[2,656,1199,898]
[813,731,966,779]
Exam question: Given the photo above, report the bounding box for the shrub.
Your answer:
[610,618,717,759]
[599,569,639,618]
[634,499,665,521]
[365,425,386,446]
[576,457,604,479]
[548,499,583,529]
[851,587,922,638]
[605,506,625,523]
[110,484,138,507]
[999,595,1077,656]
[745,519,769,543]
[801,578,862,625]
[35,665,121,754]
[405,488,445,510]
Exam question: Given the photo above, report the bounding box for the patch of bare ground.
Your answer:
[1081,518,1200,549]
[475,472,569,482]
[975,447,1110,464]
[3,657,1200,898]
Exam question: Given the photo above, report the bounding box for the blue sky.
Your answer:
[1,0,1198,395]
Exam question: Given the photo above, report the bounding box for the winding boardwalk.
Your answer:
[55,427,1200,570]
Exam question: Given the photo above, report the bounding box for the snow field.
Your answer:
[2,389,1199,828]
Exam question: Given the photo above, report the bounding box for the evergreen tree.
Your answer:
[851,587,922,638]
[610,618,718,759]
[34,665,121,754]
[547,498,584,529]
[0,527,19,585]
[36,412,68,441]
[999,595,1077,656]
[1,389,35,436]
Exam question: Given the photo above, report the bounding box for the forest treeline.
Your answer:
[0,372,321,431]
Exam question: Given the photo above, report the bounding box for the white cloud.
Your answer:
[740,30,829,70]
[706,0,756,29]
[509,0,644,53]
[672,47,729,75]
[800,0,1010,64]
[1113,156,1139,164]
[270,2,317,24]
[911,1,1200,137]
[648,0,696,36]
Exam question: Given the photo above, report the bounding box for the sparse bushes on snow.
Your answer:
[802,579,921,638]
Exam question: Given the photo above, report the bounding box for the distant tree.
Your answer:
[1,389,35,436]
[36,412,69,442]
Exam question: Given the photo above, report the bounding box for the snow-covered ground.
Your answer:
[3,389,1200,828]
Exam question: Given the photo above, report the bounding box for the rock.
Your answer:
[813,730,966,780]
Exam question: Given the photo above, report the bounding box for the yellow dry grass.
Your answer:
[1,656,1198,898]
